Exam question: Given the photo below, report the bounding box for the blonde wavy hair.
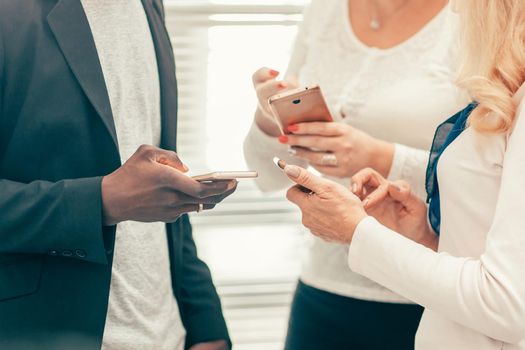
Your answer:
[457,0,525,133]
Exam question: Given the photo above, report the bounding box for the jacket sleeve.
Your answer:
[0,23,107,266]
[0,177,109,265]
[177,215,231,349]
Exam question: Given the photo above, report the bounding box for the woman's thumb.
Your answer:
[284,164,324,193]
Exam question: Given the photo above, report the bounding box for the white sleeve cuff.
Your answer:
[243,121,308,192]
[347,216,378,274]
[387,143,409,182]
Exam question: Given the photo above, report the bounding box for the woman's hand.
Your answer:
[252,67,298,137]
[280,122,395,178]
[351,168,438,250]
[279,122,394,178]
[284,164,368,244]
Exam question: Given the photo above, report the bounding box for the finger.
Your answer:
[256,79,288,97]
[287,122,344,136]
[175,204,216,216]
[189,179,237,199]
[155,150,189,173]
[285,135,336,152]
[176,182,237,205]
[256,80,289,113]
[252,67,279,86]
[363,183,389,209]
[388,181,415,207]
[351,168,384,197]
[284,165,334,195]
[165,172,236,199]
[286,185,310,206]
[138,145,189,172]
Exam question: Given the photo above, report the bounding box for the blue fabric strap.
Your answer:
[425,103,477,234]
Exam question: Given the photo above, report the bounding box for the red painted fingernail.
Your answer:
[278,135,289,144]
[269,69,279,77]
[287,124,299,132]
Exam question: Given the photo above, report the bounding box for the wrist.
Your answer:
[417,225,439,251]
[101,174,121,226]
[369,139,395,178]
[346,212,368,245]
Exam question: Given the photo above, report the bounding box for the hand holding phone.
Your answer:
[101,145,239,224]
[273,157,314,195]
[268,85,333,134]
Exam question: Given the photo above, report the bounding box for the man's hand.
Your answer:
[101,145,237,225]
[189,340,229,350]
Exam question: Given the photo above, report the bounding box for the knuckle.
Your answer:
[324,182,336,192]
[298,173,312,187]
[252,70,262,83]
[343,142,353,151]
[286,188,294,201]
[168,150,181,162]
[158,170,173,186]
[137,144,150,153]
[301,216,310,227]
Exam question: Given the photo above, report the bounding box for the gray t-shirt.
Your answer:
[80,1,185,349]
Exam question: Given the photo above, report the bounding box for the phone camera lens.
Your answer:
[293,99,301,105]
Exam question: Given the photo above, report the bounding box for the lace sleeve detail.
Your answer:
[387,143,429,200]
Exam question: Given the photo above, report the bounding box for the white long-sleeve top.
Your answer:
[244,0,468,301]
[349,84,525,349]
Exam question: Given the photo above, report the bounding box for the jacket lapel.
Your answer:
[47,0,119,149]
[141,0,179,152]
[141,0,183,287]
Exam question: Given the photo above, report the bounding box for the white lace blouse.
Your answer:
[243,0,469,302]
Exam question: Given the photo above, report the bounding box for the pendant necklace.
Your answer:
[370,0,410,31]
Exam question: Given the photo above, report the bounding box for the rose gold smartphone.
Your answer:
[268,85,333,134]
[192,171,258,182]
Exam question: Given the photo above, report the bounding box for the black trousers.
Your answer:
[284,281,423,350]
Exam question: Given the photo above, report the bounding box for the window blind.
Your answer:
[164,0,308,227]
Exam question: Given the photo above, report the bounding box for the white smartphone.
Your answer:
[192,171,258,182]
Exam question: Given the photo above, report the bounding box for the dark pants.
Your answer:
[284,281,423,350]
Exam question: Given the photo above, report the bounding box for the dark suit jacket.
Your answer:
[0,0,229,349]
